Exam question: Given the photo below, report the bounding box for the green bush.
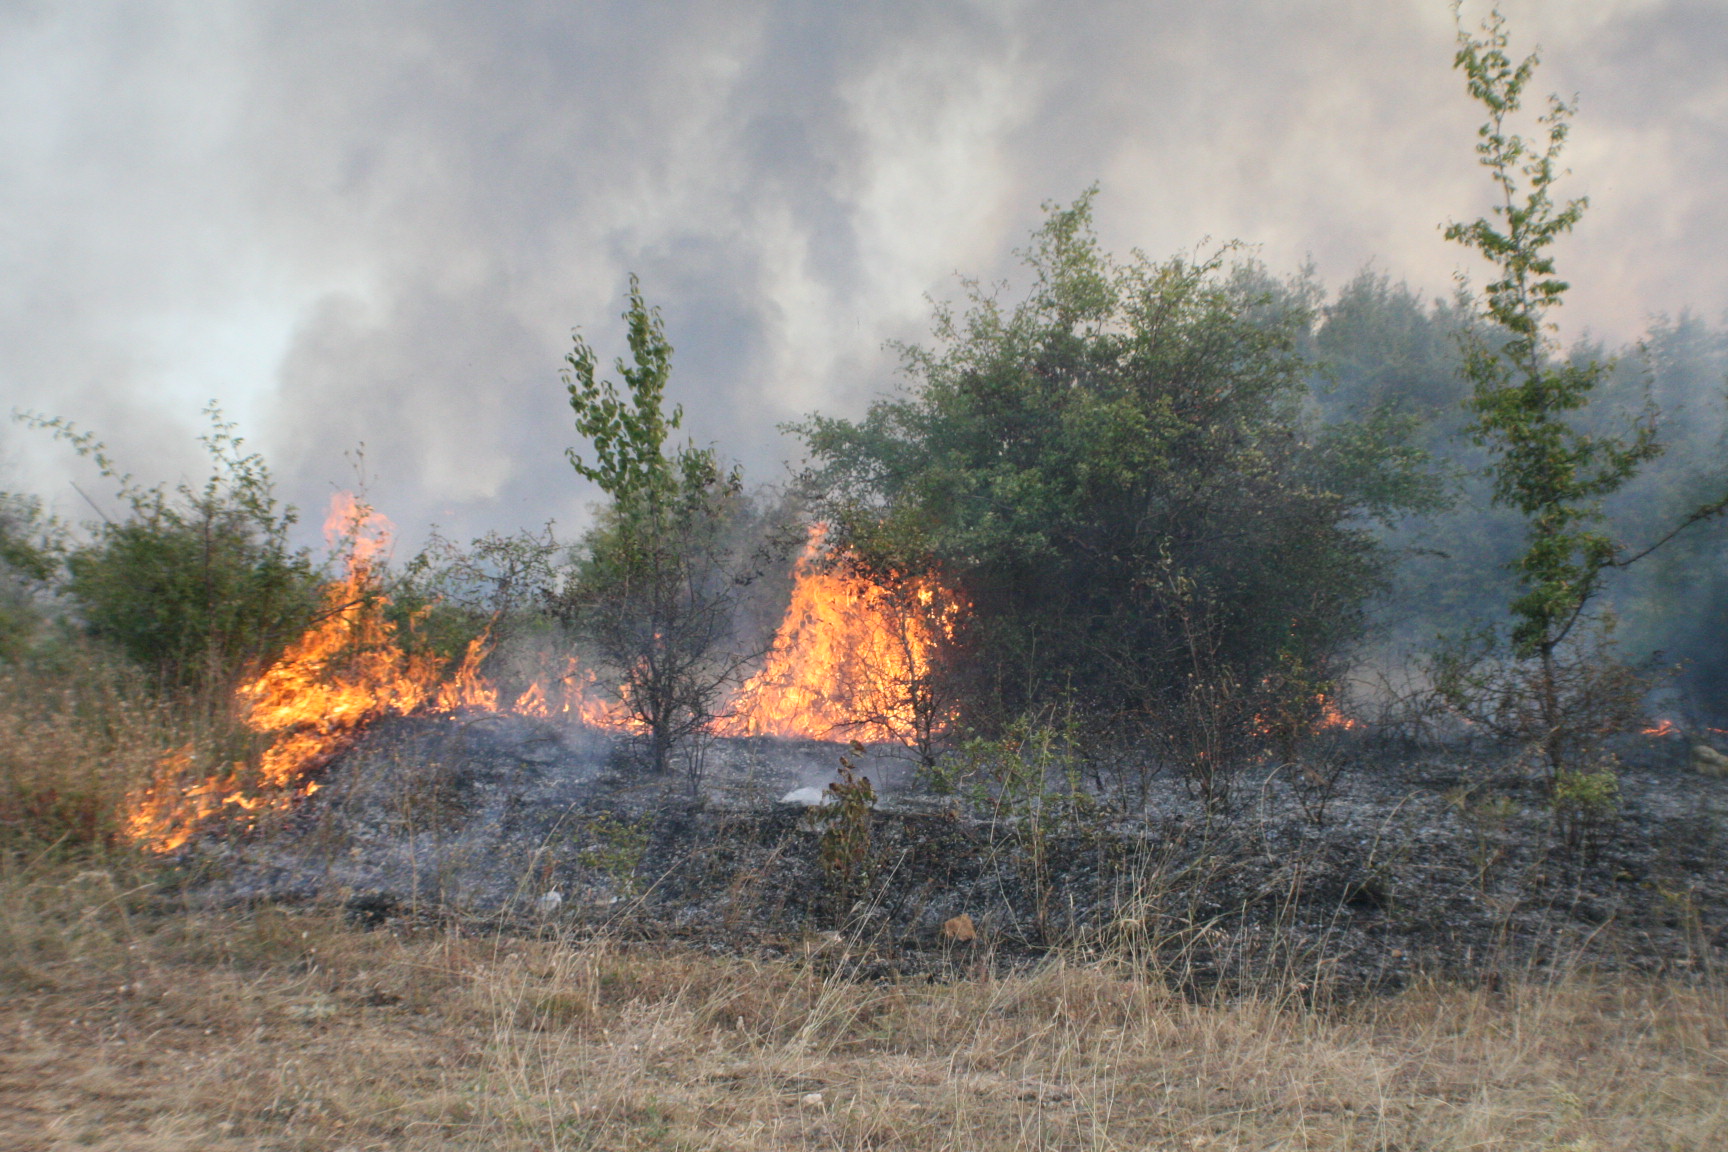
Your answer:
[799,194,1438,767]
[0,493,60,661]
[20,405,322,697]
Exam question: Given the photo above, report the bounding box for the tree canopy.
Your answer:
[799,194,1439,741]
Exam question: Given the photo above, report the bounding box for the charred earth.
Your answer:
[162,713,1728,996]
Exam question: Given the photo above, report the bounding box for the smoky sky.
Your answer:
[1,0,1724,553]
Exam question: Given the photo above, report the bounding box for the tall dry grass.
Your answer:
[0,650,187,852]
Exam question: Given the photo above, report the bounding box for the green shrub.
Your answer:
[19,405,322,696]
[799,194,1438,779]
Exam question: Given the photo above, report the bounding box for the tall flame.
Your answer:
[718,529,961,742]
[126,495,558,852]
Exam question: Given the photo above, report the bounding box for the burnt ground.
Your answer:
[160,713,1728,996]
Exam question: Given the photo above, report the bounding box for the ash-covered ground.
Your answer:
[167,712,1728,995]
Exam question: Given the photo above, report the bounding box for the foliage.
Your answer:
[1313,272,1470,429]
[1597,315,1728,723]
[398,524,565,688]
[0,493,62,661]
[1551,762,1620,860]
[1442,10,1728,778]
[575,811,651,898]
[15,405,322,697]
[557,277,763,780]
[799,193,1438,788]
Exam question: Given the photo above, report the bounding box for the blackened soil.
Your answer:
[165,713,1728,996]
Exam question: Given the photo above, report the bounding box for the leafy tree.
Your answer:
[16,405,322,696]
[800,194,1437,801]
[1440,10,1728,777]
[558,277,762,783]
[1314,271,1470,431]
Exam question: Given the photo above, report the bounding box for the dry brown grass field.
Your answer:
[4,872,1727,1152]
[4,663,1727,1151]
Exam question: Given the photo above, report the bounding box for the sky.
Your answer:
[1,0,1724,554]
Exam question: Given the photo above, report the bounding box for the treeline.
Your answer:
[3,209,1725,772]
[4,12,1726,826]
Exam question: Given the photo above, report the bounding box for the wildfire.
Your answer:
[124,511,960,852]
[1641,719,1680,738]
[717,530,962,742]
[507,654,634,729]
[126,495,592,853]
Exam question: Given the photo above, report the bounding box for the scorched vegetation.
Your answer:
[2,9,1727,1151]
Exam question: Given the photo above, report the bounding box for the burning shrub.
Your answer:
[717,531,964,762]
[798,194,1435,784]
[397,523,567,689]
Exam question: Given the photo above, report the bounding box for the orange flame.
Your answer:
[1316,694,1362,732]
[508,654,633,729]
[718,529,962,742]
[1642,719,1680,737]
[123,512,960,852]
[125,495,541,853]
[513,680,549,718]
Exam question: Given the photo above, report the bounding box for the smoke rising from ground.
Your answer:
[2,2,1726,549]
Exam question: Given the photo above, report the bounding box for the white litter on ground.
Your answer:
[779,786,834,807]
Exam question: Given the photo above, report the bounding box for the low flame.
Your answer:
[1642,719,1680,737]
[1253,692,1362,740]
[125,495,613,853]
[1316,695,1362,732]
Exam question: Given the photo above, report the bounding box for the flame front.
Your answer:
[126,495,544,853]
[1316,695,1362,732]
[124,512,959,852]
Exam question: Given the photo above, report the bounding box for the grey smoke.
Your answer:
[2,1,1724,551]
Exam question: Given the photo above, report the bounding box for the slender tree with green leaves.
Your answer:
[1442,8,1727,779]
[559,276,761,784]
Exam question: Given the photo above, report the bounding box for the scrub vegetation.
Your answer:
[2,10,1727,1149]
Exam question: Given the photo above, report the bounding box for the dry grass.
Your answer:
[3,661,1724,1150]
[0,652,197,851]
[2,860,1724,1152]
